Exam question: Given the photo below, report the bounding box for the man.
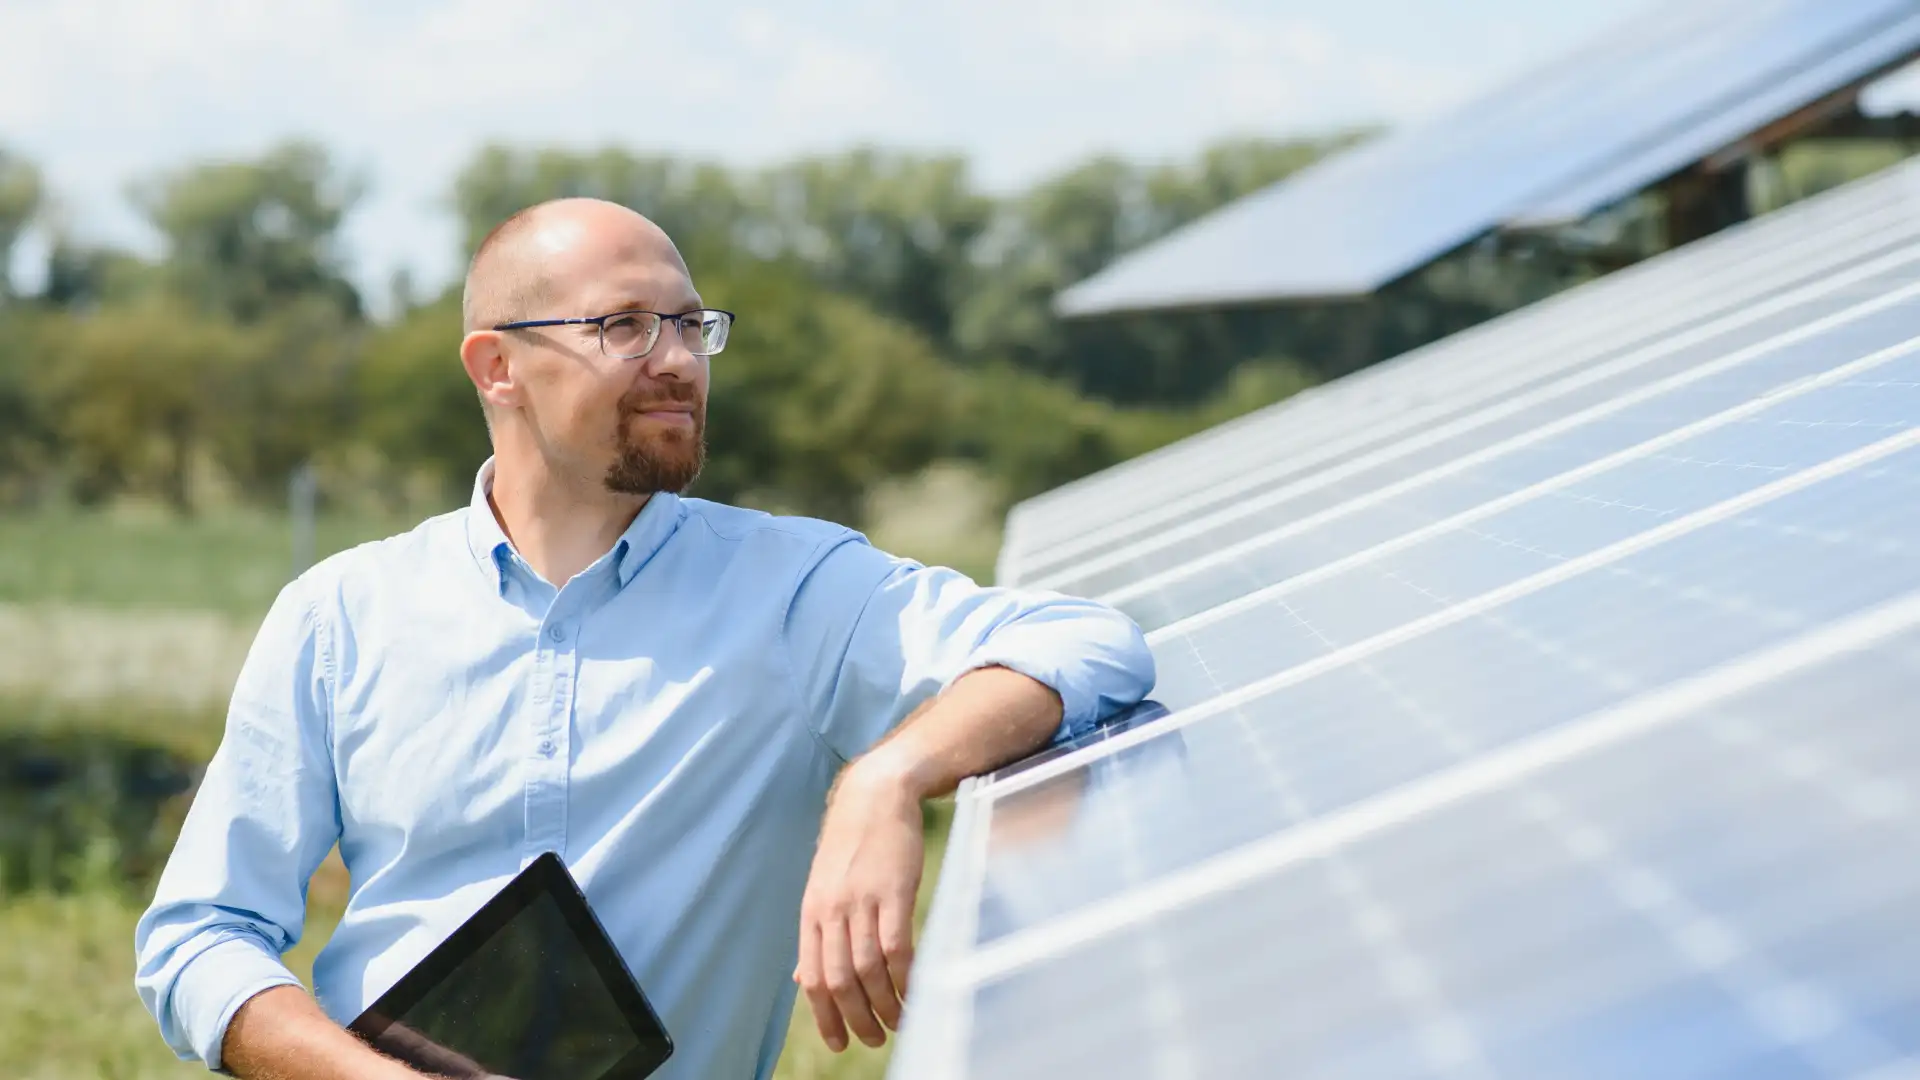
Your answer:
[134,197,1154,1079]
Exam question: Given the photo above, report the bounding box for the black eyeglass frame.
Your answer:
[492,308,736,359]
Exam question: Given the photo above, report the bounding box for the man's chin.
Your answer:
[605,443,705,496]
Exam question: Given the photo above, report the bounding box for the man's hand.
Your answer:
[794,755,924,1051]
[794,666,1068,1053]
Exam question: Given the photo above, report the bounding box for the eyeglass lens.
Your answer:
[602,311,730,359]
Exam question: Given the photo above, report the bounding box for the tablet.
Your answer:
[347,851,673,1080]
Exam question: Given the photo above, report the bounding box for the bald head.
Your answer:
[461,198,686,334]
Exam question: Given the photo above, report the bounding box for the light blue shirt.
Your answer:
[133,460,1153,1079]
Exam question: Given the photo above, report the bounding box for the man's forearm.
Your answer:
[221,985,426,1080]
[854,664,1063,799]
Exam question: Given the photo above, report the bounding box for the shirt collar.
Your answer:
[464,457,686,592]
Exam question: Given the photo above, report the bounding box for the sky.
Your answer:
[0,0,1795,305]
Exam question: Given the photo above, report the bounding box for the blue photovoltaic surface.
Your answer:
[1007,156,1920,589]
[1053,0,1920,316]
[962,632,1920,1078]
[893,142,1920,1080]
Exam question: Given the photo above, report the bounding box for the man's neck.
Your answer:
[486,455,648,589]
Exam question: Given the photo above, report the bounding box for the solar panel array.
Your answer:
[892,155,1920,1079]
[1053,0,1920,315]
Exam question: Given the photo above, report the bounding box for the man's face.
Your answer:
[509,221,711,496]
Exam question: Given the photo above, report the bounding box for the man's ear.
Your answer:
[460,330,519,412]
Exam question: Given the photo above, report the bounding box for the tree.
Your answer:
[32,303,248,511]
[756,149,992,342]
[131,140,365,323]
[0,147,42,305]
[692,261,962,524]
[452,145,751,274]
[211,296,363,502]
[356,289,491,499]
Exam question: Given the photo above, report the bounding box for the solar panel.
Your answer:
[895,155,1920,1079]
[1052,0,1920,317]
[1005,158,1920,593]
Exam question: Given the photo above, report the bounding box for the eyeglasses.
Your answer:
[493,308,735,360]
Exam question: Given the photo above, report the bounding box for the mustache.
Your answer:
[617,383,703,414]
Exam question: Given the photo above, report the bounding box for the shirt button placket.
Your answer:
[526,620,573,860]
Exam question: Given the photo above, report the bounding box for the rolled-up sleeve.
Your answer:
[784,533,1156,763]
[133,576,342,1071]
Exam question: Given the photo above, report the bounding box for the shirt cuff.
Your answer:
[170,933,304,1072]
[961,619,1153,742]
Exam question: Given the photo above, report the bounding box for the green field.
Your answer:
[0,507,419,616]
[0,502,983,1079]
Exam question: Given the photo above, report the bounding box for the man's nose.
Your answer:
[641,321,701,381]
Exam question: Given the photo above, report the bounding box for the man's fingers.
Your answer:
[879,895,915,1003]
[850,901,902,1031]
[796,917,848,1052]
[822,914,887,1048]
[807,984,850,1054]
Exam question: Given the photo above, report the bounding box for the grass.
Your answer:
[0,505,418,617]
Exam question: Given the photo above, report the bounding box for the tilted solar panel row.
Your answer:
[897,152,1920,1080]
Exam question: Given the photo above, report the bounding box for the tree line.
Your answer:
[0,137,1380,525]
[10,130,1880,526]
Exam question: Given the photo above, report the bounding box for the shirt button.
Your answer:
[538,739,556,757]
[547,625,567,643]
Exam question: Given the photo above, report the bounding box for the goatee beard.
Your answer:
[604,389,707,496]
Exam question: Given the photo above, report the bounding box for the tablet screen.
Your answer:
[349,853,672,1080]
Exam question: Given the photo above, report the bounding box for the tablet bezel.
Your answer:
[347,850,674,1080]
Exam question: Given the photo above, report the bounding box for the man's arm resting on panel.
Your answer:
[794,665,1066,1051]
[786,537,1157,1053]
